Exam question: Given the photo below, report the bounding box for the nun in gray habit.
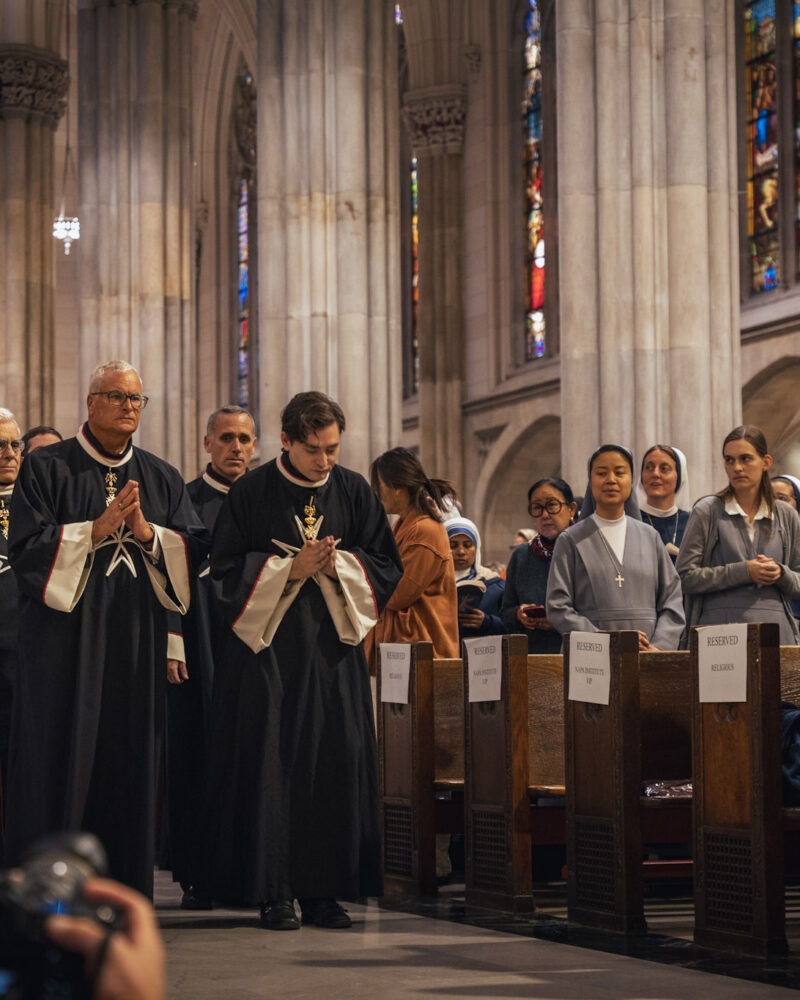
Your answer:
[545,444,685,651]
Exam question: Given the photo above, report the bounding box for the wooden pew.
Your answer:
[692,625,800,957]
[463,634,565,913]
[565,632,693,934]
[377,642,464,896]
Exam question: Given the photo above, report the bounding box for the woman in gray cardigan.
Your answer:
[676,425,800,644]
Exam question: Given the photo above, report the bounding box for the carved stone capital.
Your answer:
[0,44,68,129]
[402,85,466,157]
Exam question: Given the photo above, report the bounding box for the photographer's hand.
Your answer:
[46,877,165,1000]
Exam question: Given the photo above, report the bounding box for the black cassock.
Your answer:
[205,455,402,904]
[164,466,231,887]
[5,426,209,894]
[0,483,19,855]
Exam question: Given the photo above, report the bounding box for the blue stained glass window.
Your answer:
[523,0,545,358]
[237,177,249,406]
[744,0,779,293]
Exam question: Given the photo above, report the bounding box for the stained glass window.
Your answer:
[744,1,779,294]
[237,176,249,406]
[795,3,800,271]
[410,156,419,393]
[523,0,545,358]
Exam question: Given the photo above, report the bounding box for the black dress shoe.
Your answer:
[260,900,300,930]
[180,885,213,910]
[301,898,352,929]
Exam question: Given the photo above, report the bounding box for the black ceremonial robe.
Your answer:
[5,426,209,895]
[204,454,402,904]
[164,466,231,887]
[0,483,19,853]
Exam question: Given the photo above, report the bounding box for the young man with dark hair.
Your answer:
[204,391,401,929]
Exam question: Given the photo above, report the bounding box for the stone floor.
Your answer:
[156,874,800,998]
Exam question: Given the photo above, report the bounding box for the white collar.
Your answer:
[724,495,771,521]
[0,483,13,498]
[76,423,133,468]
[202,470,231,494]
[277,452,330,489]
[592,512,626,528]
[641,500,679,518]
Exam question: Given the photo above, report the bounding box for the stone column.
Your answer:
[0,44,68,426]
[403,85,466,491]
[78,0,197,471]
[256,0,402,475]
[558,0,739,498]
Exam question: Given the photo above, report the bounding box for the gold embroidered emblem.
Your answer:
[105,469,118,507]
[0,499,8,540]
[303,495,317,539]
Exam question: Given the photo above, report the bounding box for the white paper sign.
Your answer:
[697,623,748,703]
[568,632,611,705]
[379,643,411,704]
[464,636,503,703]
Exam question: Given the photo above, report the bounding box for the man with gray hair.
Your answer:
[164,403,256,907]
[0,407,22,852]
[5,361,209,894]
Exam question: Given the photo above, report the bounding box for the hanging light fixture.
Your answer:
[53,1,79,255]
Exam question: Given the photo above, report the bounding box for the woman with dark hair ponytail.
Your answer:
[365,448,459,669]
[677,425,800,643]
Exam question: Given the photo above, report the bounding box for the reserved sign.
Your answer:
[568,631,610,705]
[379,643,411,704]
[697,624,748,703]
[463,636,502,703]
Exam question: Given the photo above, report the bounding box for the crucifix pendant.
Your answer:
[615,572,624,588]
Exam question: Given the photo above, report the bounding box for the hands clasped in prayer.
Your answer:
[91,480,154,548]
[748,552,783,585]
[288,534,337,581]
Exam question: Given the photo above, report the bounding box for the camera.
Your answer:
[0,831,117,1000]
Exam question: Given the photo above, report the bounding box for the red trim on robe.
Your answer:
[43,523,65,606]
[351,552,378,618]
[232,554,279,630]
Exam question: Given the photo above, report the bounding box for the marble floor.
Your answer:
[156,874,800,999]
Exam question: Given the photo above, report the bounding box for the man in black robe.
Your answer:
[0,408,22,857]
[205,391,402,929]
[164,404,256,906]
[6,361,209,895]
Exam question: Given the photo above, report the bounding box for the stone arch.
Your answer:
[472,414,561,565]
[742,357,800,474]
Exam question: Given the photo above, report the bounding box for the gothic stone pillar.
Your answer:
[78,0,197,471]
[256,0,402,475]
[0,44,68,425]
[403,84,466,493]
[558,0,739,497]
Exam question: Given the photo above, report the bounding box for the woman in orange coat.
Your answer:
[365,447,459,669]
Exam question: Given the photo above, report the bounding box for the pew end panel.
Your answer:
[692,623,786,958]
[379,642,437,898]
[566,630,646,935]
[465,634,534,913]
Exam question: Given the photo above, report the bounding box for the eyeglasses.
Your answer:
[0,439,22,454]
[529,499,566,517]
[90,391,149,410]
